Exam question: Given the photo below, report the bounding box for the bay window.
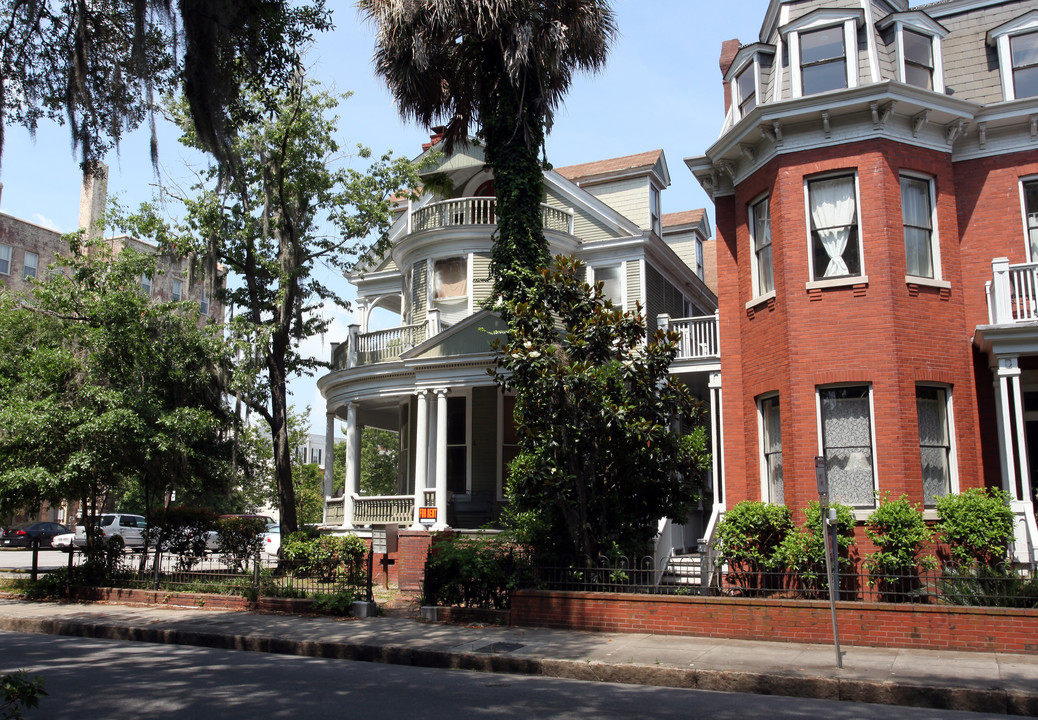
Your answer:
[917,385,953,506]
[759,395,783,504]
[800,25,847,95]
[901,175,937,279]
[818,385,876,507]
[808,175,861,281]
[750,196,773,297]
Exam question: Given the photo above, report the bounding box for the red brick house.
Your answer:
[687,0,1038,564]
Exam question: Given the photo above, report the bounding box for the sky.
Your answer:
[0,0,767,434]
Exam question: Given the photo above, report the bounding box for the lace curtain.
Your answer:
[810,178,856,278]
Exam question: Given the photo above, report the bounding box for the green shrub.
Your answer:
[776,501,855,594]
[280,534,366,587]
[863,493,936,601]
[714,501,792,593]
[311,590,356,615]
[936,564,1038,608]
[423,531,523,610]
[148,506,217,570]
[214,516,266,572]
[1,672,45,719]
[935,488,1015,568]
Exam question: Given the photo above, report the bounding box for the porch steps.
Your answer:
[660,552,709,592]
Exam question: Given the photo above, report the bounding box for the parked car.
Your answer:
[51,532,76,551]
[1,521,71,548]
[74,513,147,549]
[205,515,276,552]
[259,525,281,558]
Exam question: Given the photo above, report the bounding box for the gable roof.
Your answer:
[662,210,706,228]
[555,149,667,186]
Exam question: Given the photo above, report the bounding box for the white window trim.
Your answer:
[901,172,943,283]
[444,390,472,499]
[427,255,471,306]
[22,251,38,280]
[916,382,959,505]
[730,57,760,121]
[756,393,781,504]
[140,274,152,297]
[172,279,183,302]
[0,243,10,276]
[804,171,865,284]
[695,238,705,281]
[749,193,772,300]
[589,262,627,311]
[815,383,879,518]
[895,25,946,93]
[988,11,1038,101]
[782,10,863,98]
[1018,175,1038,262]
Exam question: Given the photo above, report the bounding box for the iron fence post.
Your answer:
[30,538,39,582]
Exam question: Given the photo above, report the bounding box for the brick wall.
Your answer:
[511,590,1038,654]
[717,138,986,518]
[397,530,432,592]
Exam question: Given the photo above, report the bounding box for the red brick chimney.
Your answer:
[720,39,742,116]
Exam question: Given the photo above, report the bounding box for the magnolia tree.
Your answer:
[495,256,710,560]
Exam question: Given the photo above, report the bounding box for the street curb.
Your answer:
[1,615,1035,715]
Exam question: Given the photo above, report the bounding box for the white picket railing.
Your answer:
[353,495,415,525]
[669,315,719,359]
[409,197,574,235]
[989,258,1038,325]
[356,324,426,364]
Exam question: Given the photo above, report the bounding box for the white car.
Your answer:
[74,513,148,548]
[260,525,281,558]
[51,532,75,551]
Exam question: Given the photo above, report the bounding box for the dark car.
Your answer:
[1,521,72,548]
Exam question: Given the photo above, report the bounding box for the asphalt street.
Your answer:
[0,630,1012,720]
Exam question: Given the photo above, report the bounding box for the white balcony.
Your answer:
[987,257,1038,325]
[402,196,574,236]
[658,313,720,361]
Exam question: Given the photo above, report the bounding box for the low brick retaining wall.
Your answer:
[70,586,252,611]
[510,590,1038,654]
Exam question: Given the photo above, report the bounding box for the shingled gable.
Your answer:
[555,149,669,188]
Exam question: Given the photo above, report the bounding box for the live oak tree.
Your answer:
[0,0,331,169]
[360,0,616,302]
[0,241,234,535]
[495,257,710,560]
[134,84,419,532]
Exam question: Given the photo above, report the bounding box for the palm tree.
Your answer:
[358,0,617,300]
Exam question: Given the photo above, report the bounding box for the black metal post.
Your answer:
[30,538,39,582]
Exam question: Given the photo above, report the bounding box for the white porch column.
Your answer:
[357,298,371,334]
[427,307,442,338]
[995,357,1022,500]
[993,357,1038,563]
[708,372,724,509]
[342,401,358,529]
[347,324,360,368]
[411,390,430,530]
[991,257,1012,324]
[434,388,449,530]
[322,411,335,524]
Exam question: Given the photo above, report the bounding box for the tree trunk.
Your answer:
[268,347,298,533]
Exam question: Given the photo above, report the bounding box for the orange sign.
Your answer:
[419,507,437,524]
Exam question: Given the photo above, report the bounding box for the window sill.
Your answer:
[805,275,868,291]
[745,290,776,310]
[905,276,951,290]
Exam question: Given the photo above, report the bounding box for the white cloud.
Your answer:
[32,213,60,231]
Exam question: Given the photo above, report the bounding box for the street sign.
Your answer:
[419,507,436,525]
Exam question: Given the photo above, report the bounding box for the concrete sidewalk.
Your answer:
[0,596,1035,715]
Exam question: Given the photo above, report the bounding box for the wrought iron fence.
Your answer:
[514,554,1038,608]
[63,548,366,599]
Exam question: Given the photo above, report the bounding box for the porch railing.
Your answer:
[353,494,415,525]
[988,258,1038,324]
[357,323,426,365]
[408,196,574,235]
[660,313,719,360]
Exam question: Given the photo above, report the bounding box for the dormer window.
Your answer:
[1012,32,1038,99]
[903,30,934,89]
[801,26,846,95]
[879,12,947,93]
[782,9,863,99]
[650,185,662,237]
[988,11,1038,101]
[736,63,757,116]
